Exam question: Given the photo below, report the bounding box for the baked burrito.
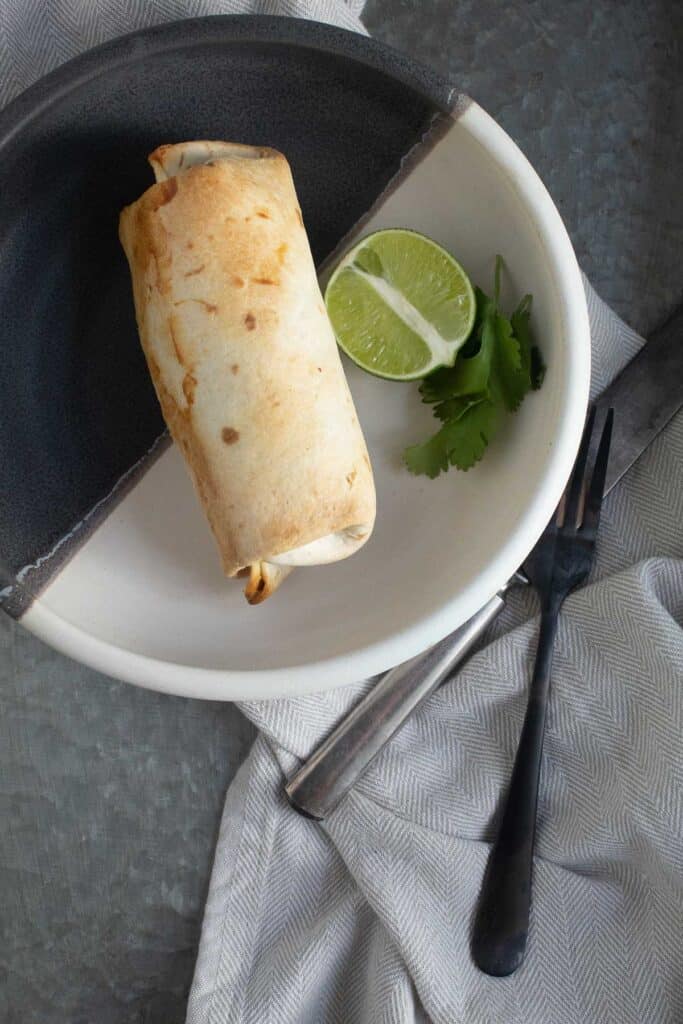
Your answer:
[119,141,376,603]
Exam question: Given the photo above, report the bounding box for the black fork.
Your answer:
[471,406,614,977]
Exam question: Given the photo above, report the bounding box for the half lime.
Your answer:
[325,229,476,381]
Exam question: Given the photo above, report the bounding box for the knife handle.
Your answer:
[285,590,509,820]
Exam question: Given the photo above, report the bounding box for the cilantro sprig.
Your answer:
[404,257,545,478]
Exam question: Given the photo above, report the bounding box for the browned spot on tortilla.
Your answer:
[346,470,357,487]
[145,360,220,521]
[174,299,217,314]
[231,364,239,374]
[152,255,170,296]
[277,243,288,263]
[244,312,256,330]
[150,178,178,210]
[236,567,250,579]
[142,220,172,294]
[182,373,197,405]
[222,427,240,445]
[253,277,278,286]
[187,241,194,250]
[296,208,304,227]
[232,275,245,288]
[206,161,215,167]
[150,143,172,162]
[317,366,323,372]
[184,263,205,277]
[256,209,271,219]
[146,353,162,384]
[168,317,185,366]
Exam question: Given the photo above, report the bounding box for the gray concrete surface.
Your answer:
[365,0,683,337]
[1,2,681,1021]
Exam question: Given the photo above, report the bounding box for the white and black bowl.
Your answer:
[0,16,590,699]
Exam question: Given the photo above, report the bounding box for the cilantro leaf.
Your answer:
[404,428,451,478]
[530,346,546,390]
[404,397,501,477]
[433,393,486,423]
[494,312,529,411]
[460,285,494,357]
[418,364,464,404]
[404,257,544,477]
[494,254,503,306]
[511,295,533,375]
[511,293,532,333]
[419,288,495,403]
[510,293,545,390]
[445,398,501,470]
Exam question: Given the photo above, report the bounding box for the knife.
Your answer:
[285,305,683,820]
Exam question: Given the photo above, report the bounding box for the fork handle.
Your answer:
[285,591,508,820]
[471,605,560,976]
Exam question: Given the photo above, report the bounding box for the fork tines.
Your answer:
[582,408,614,535]
[559,406,614,533]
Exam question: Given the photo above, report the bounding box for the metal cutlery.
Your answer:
[285,305,682,823]
[286,572,526,820]
[471,407,614,976]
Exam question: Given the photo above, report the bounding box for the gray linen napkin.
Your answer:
[2,3,681,1022]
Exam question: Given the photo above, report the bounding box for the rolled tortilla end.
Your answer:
[244,562,294,605]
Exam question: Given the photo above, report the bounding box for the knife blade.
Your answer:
[598,305,683,494]
[285,309,683,820]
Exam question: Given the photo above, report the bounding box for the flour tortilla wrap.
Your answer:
[119,142,376,602]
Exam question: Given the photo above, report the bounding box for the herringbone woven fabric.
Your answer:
[2,3,681,1023]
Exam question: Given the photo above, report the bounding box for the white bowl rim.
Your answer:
[20,98,591,701]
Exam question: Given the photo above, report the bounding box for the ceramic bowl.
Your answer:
[0,17,590,699]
